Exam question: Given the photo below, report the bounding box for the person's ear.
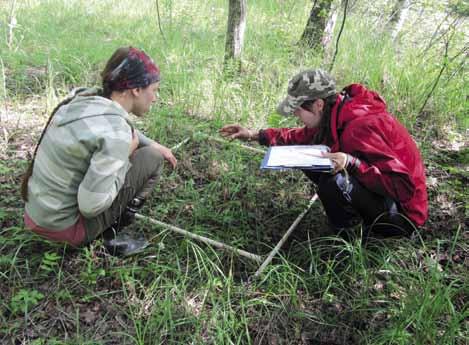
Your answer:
[313,99,325,112]
[130,88,141,98]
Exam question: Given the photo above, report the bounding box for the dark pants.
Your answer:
[303,171,415,238]
[83,146,164,242]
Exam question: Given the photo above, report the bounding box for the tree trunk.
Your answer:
[322,1,340,51]
[388,0,411,42]
[300,0,334,49]
[7,0,18,50]
[224,0,247,73]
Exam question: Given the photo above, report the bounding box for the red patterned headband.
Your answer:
[108,47,160,90]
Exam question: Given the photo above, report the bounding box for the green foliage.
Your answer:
[0,0,467,343]
[449,0,469,16]
[39,251,61,274]
[79,247,106,286]
[10,289,44,315]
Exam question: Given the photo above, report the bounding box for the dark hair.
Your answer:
[20,98,73,201]
[101,47,131,98]
[301,94,338,145]
[21,47,131,201]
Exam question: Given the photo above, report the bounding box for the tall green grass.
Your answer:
[1,0,466,130]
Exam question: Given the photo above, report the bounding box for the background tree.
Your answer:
[386,0,411,42]
[300,0,334,49]
[224,0,247,73]
[7,0,17,50]
[449,0,469,16]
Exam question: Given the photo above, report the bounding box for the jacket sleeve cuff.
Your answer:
[136,130,154,147]
[257,129,269,146]
[346,154,361,173]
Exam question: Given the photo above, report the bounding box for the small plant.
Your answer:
[39,251,61,274]
[0,209,6,223]
[79,247,105,286]
[54,289,72,301]
[10,289,44,315]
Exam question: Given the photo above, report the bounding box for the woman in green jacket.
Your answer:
[22,47,176,256]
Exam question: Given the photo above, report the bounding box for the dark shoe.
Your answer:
[119,209,136,228]
[119,197,146,227]
[104,232,149,257]
[327,217,362,240]
[129,196,145,209]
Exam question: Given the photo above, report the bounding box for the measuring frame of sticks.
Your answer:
[137,134,318,278]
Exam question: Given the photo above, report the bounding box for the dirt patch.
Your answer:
[0,97,49,161]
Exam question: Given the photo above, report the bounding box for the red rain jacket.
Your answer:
[260,84,428,226]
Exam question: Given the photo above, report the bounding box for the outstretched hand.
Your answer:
[219,124,256,141]
[151,142,177,169]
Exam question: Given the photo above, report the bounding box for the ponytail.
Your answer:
[100,47,130,99]
[313,94,337,145]
[21,98,73,201]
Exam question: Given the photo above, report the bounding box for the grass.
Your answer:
[1,0,468,344]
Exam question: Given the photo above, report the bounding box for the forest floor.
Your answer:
[1,96,468,344]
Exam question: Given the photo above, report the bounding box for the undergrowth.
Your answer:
[0,0,467,344]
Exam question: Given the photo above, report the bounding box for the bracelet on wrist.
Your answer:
[247,130,256,141]
[346,154,361,172]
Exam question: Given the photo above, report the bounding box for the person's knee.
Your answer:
[136,146,164,175]
[318,173,342,194]
[302,170,321,184]
[320,173,353,199]
[147,146,164,169]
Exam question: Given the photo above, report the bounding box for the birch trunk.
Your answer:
[388,0,411,42]
[300,0,334,49]
[322,1,340,50]
[224,0,247,72]
[7,0,18,50]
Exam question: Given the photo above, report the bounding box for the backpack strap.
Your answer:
[335,90,351,138]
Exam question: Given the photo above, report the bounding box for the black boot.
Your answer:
[102,226,149,257]
[119,197,146,227]
[103,196,149,257]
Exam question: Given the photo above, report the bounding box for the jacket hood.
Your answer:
[53,87,130,127]
[330,83,388,151]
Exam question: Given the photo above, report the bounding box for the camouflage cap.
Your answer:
[276,69,336,116]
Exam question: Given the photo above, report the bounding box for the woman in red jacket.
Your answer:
[220,69,428,239]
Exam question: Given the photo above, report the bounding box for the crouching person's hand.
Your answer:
[151,142,177,169]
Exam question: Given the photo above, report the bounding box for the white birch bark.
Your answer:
[389,0,412,42]
[322,1,341,50]
[300,0,334,49]
[224,0,247,70]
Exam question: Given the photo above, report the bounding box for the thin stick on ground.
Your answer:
[206,135,266,154]
[136,213,263,263]
[253,193,319,278]
[171,137,191,151]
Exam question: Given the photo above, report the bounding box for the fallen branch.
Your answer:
[253,193,318,278]
[135,213,263,263]
[171,137,191,151]
[205,135,266,154]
